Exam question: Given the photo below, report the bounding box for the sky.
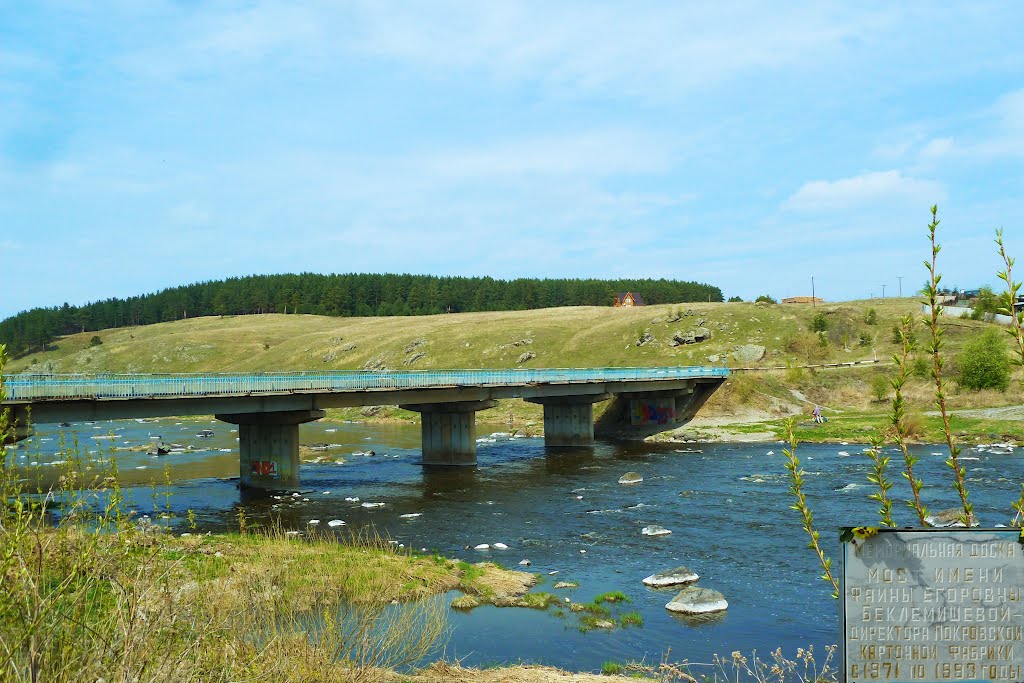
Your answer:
[1,2,1023,319]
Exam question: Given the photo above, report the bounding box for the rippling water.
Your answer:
[9,418,1023,671]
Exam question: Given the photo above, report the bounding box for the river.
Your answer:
[7,418,1022,672]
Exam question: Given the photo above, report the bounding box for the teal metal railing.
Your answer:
[3,367,728,401]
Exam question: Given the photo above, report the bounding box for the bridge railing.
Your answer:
[3,367,728,401]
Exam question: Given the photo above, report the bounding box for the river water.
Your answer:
[8,418,1023,671]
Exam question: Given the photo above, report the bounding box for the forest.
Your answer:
[1,273,722,357]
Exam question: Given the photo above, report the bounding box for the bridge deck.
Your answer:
[4,367,727,402]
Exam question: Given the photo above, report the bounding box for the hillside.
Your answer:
[8,299,1022,442]
[0,273,722,357]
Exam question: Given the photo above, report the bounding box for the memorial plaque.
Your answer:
[841,528,1024,683]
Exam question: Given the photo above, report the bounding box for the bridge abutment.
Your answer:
[595,381,720,439]
[526,393,611,446]
[399,400,497,466]
[216,410,324,490]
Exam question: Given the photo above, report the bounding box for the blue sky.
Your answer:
[1,2,1023,319]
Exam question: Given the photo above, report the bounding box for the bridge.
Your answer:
[3,366,728,490]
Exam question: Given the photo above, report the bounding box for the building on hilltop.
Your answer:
[781,296,825,305]
[613,292,646,307]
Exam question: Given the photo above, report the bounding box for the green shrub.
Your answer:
[871,374,890,402]
[864,308,878,325]
[727,296,743,303]
[858,331,873,347]
[593,591,630,604]
[971,286,1000,318]
[957,328,1011,391]
[755,295,776,304]
[89,335,102,347]
[911,356,930,379]
[810,313,829,333]
[620,611,643,627]
[889,317,919,347]
[602,661,623,675]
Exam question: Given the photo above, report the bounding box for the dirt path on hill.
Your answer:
[925,404,1024,420]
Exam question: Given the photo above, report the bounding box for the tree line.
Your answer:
[0,273,722,357]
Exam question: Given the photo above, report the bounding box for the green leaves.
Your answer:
[864,437,895,528]
[995,228,1024,374]
[924,207,974,525]
[782,418,839,598]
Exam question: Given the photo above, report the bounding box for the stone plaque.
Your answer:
[841,528,1024,682]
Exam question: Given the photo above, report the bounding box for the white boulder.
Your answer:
[643,566,699,587]
[618,472,644,485]
[925,508,979,528]
[666,586,728,614]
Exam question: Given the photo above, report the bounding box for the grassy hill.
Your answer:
[8,299,1022,442]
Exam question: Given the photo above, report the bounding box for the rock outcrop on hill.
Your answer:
[732,344,766,363]
[669,327,711,346]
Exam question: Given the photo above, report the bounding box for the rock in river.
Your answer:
[618,472,643,485]
[643,566,699,587]
[641,525,672,537]
[925,508,979,528]
[666,586,728,614]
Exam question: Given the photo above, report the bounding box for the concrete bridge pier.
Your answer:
[399,400,497,466]
[526,393,611,446]
[216,409,325,490]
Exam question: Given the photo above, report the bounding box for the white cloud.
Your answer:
[918,137,955,161]
[783,170,944,212]
[112,1,889,97]
[902,89,1024,165]
[418,130,675,180]
[992,89,1024,131]
[347,2,882,96]
[190,3,325,61]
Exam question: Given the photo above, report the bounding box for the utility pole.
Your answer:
[897,276,902,298]
[881,284,887,298]
[811,276,815,307]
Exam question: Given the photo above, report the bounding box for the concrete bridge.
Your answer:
[2,367,727,490]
